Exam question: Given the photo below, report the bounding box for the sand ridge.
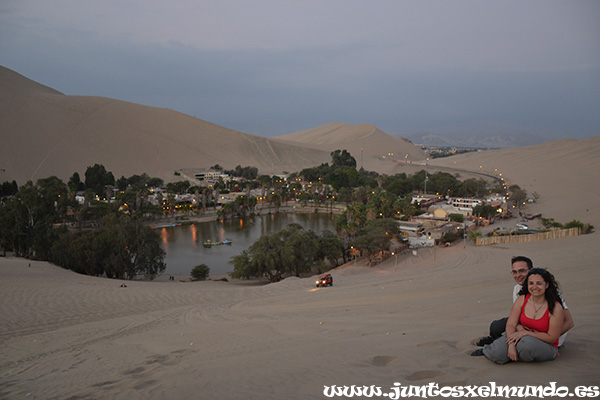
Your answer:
[0,66,331,184]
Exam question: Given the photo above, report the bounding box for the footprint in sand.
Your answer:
[407,370,443,381]
[416,340,457,349]
[122,366,146,375]
[371,355,401,367]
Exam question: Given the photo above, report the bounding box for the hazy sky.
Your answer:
[1,0,599,139]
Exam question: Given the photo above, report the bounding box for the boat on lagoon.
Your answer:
[203,239,233,248]
[151,223,182,229]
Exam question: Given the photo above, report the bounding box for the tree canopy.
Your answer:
[0,178,67,259]
[331,149,357,168]
[230,224,340,282]
[50,215,166,280]
[85,164,115,196]
[352,218,399,262]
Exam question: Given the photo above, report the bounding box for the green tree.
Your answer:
[229,224,320,282]
[147,177,164,188]
[428,172,459,195]
[246,232,285,282]
[0,180,18,197]
[353,218,398,263]
[318,230,344,267]
[0,180,62,259]
[229,250,255,280]
[449,213,465,222]
[509,184,527,208]
[68,172,85,193]
[328,166,359,190]
[50,230,106,276]
[104,216,166,279]
[166,180,190,194]
[116,176,129,191]
[279,224,319,277]
[385,178,413,197]
[85,164,115,196]
[456,178,488,197]
[472,204,498,219]
[191,264,210,281]
[331,149,357,168]
[50,215,166,279]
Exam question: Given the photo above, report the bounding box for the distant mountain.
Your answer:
[274,122,426,171]
[428,136,600,227]
[407,130,548,149]
[0,66,332,184]
[0,65,446,186]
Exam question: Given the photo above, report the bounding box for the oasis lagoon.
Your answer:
[159,212,336,276]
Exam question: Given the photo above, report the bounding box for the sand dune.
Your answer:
[0,66,331,184]
[429,137,600,227]
[1,65,600,399]
[2,134,600,398]
[274,122,426,174]
[1,66,426,185]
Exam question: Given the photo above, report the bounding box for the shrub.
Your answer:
[442,231,461,243]
[564,220,594,234]
[564,220,584,230]
[449,213,464,222]
[190,264,210,281]
[468,231,482,240]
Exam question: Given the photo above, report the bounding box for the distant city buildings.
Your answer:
[399,192,508,248]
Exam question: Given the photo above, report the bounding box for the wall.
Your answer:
[475,227,580,246]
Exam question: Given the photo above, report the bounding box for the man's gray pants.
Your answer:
[482,333,558,364]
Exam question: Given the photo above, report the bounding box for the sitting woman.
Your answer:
[482,267,564,364]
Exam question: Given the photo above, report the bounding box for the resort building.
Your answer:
[449,197,483,211]
[194,170,230,182]
[411,194,443,208]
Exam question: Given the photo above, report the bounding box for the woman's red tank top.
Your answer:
[520,294,558,348]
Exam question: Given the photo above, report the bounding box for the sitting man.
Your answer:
[471,256,574,356]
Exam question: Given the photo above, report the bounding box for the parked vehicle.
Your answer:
[316,273,333,287]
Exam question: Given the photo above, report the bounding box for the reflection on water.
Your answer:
[161,212,336,276]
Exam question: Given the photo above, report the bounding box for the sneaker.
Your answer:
[476,336,494,346]
[470,348,484,357]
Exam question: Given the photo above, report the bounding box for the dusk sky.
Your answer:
[1,0,599,139]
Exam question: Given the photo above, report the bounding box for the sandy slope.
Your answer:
[2,233,599,399]
[0,66,331,184]
[2,65,600,399]
[1,66,422,185]
[273,122,426,174]
[428,137,600,227]
[2,135,600,397]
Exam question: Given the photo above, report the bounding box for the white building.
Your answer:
[194,170,230,182]
[450,197,483,211]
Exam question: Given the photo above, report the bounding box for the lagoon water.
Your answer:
[160,212,336,276]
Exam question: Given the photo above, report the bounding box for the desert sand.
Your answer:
[1,67,423,185]
[2,65,600,398]
[2,233,599,399]
[0,66,332,184]
[2,140,600,398]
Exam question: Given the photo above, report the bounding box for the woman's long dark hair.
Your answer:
[518,267,562,314]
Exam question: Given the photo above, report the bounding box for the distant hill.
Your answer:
[0,66,430,184]
[407,130,548,149]
[2,66,599,228]
[274,122,426,172]
[427,136,600,227]
[0,66,333,185]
